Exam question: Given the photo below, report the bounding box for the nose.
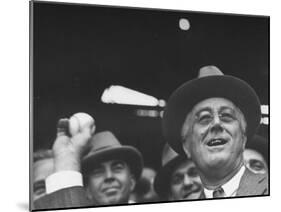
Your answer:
[105,167,114,179]
[183,174,192,186]
[210,114,223,133]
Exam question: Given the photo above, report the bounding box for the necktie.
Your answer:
[212,187,225,198]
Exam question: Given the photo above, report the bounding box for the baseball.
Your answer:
[69,112,95,136]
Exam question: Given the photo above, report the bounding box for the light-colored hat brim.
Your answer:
[82,146,143,180]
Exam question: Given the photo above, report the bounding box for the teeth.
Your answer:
[208,139,226,146]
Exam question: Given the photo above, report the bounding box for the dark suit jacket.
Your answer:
[33,186,93,210]
[34,168,268,210]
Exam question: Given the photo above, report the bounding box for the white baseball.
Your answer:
[69,112,95,136]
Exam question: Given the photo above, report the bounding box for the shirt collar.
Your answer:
[204,165,246,198]
[128,199,136,204]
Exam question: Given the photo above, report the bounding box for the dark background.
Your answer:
[32,1,269,170]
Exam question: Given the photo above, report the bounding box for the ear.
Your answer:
[129,175,136,192]
[181,130,192,158]
[182,134,191,158]
[182,143,191,158]
[181,113,193,158]
[242,135,247,150]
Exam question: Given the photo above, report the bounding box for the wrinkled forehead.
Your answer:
[191,97,239,115]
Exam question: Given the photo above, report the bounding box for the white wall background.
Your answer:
[0,0,278,211]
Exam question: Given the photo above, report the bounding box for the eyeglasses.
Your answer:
[194,109,238,126]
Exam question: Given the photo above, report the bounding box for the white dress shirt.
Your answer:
[46,170,83,194]
[204,166,246,198]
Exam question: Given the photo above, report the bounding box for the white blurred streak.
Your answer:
[136,109,159,117]
[101,85,166,107]
[261,105,268,115]
[260,117,269,125]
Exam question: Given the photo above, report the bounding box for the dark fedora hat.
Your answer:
[246,134,268,165]
[162,66,261,154]
[154,143,189,198]
[82,131,143,180]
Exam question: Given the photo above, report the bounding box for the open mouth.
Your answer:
[183,192,193,199]
[102,186,120,194]
[206,138,228,147]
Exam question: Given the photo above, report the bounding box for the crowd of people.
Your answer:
[32,66,269,210]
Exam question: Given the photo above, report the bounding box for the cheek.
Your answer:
[193,177,202,185]
[170,185,180,195]
[116,173,131,188]
[192,125,210,141]
[225,122,243,137]
[89,177,103,190]
[183,126,205,150]
[229,125,245,147]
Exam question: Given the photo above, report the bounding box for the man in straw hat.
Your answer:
[34,118,143,209]
[154,143,203,201]
[162,65,268,198]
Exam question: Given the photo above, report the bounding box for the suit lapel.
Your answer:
[199,190,206,199]
[236,168,268,196]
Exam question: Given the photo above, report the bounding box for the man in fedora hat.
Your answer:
[244,134,268,175]
[34,118,143,209]
[154,143,203,201]
[82,131,142,205]
[162,65,268,198]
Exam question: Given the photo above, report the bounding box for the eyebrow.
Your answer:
[111,160,126,167]
[218,106,236,113]
[194,107,212,117]
[195,106,236,116]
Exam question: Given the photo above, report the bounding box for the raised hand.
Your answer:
[52,115,96,172]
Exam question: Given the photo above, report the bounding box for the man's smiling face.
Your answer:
[86,160,135,205]
[169,160,203,200]
[181,98,247,175]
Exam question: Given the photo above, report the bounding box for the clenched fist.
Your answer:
[52,114,96,172]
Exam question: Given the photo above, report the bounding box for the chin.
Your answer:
[201,157,230,171]
[183,193,201,200]
[104,196,121,205]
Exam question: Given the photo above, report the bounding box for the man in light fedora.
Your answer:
[34,121,143,209]
[82,131,142,205]
[162,65,268,198]
[154,143,203,201]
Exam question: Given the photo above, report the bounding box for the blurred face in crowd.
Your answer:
[33,158,54,201]
[181,98,247,177]
[244,149,268,174]
[86,160,136,205]
[130,167,159,203]
[169,160,203,200]
[139,168,158,202]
